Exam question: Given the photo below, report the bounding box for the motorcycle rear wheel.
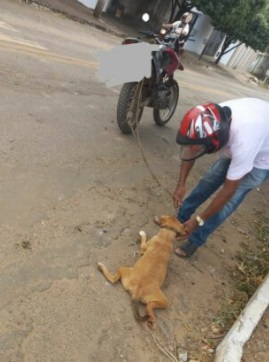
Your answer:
[117,82,144,134]
[153,80,179,126]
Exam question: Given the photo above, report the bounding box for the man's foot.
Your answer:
[174,240,199,258]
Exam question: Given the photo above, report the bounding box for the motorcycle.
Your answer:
[116,16,184,134]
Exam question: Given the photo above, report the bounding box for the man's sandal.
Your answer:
[174,241,199,258]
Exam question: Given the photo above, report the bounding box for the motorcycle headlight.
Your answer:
[160,28,167,35]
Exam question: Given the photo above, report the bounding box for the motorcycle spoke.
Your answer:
[153,79,179,126]
[160,86,177,120]
[127,80,144,129]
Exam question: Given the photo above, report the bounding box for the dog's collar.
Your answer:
[160,225,180,236]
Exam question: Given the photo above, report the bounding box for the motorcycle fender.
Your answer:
[151,52,162,82]
[162,48,179,76]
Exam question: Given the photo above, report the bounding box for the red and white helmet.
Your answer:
[176,103,231,161]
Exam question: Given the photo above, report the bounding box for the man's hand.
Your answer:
[184,218,199,237]
[176,217,199,241]
[173,185,186,208]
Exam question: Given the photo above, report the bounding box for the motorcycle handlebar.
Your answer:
[137,31,180,47]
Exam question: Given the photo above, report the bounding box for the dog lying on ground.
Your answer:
[97,215,186,329]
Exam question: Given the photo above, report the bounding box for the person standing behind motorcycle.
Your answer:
[162,12,191,40]
[162,12,191,69]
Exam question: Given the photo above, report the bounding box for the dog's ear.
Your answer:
[154,216,161,225]
[154,215,167,226]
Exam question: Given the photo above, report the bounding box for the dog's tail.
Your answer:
[131,299,149,322]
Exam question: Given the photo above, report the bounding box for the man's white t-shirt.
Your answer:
[220,98,269,180]
[172,21,189,36]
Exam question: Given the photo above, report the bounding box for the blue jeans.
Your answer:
[177,157,269,247]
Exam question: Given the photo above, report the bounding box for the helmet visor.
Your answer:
[180,144,206,161]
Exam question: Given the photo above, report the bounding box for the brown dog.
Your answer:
[97,215,186,329]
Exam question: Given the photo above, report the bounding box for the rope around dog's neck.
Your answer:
[160,225,180,235]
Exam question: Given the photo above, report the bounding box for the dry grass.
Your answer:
[213,211,269,333]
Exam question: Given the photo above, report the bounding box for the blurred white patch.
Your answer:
[96,42,159,87]
[0,21,18,32]
[142,13,150,22]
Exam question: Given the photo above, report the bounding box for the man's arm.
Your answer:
[177,160,195,187]
[199,178,241,222]
[181,178,241,236]
[162,23,174,29]
[173,160,195,207]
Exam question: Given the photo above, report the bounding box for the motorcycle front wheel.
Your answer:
[153,79,179,126]
[117,82,144,134]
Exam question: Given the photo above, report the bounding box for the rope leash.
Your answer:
[128,80,173,202]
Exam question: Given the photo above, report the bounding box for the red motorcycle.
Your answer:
[117,29,183,134]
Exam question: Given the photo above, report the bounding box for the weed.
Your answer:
[212,211,269,333]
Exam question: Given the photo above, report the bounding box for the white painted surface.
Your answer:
[77,0,110,11]
[96,42,160,87]
[219,41,239,65]
[77,0,97,10]
[185,12,213,55]
[214,273,269,362]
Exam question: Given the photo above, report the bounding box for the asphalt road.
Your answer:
[1,0,267,228]
[1,1,269,361]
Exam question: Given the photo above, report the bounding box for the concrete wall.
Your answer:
[221,43,257,71]
[249,53,269,78]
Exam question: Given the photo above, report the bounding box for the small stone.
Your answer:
[124,323,133,330]
[237,227,247,234]
[208,266,216,277]
[178,351,188,362]
[162,136,170,144]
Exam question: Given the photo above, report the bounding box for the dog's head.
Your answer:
[154,215,186,236]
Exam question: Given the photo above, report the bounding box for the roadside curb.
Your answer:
[214,272,269,361]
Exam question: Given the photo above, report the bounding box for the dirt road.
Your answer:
[0,1,269,361]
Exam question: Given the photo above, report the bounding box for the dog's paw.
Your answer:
[97,262,104,271]
[154,216,160,225]
[147,319,156,330]
[139,230,146,239]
